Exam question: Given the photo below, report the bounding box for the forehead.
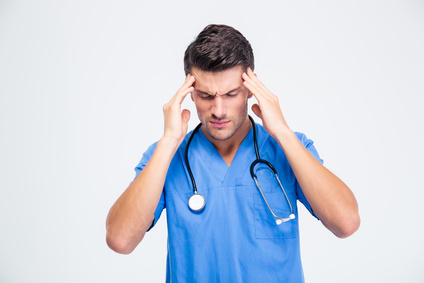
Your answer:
[191,66,244,94]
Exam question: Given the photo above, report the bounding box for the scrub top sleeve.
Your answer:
[294,132,323,220]
[133,141,166,231]
[133,142,158,179]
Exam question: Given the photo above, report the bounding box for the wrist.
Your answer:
[273,126,297,149]
[158,135,182,155]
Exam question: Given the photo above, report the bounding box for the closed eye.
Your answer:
[194,87,242,99]
[226,92,238,97]
[197,92,214,100]
[224,87,243,97]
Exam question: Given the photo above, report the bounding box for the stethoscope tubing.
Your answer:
[185,116,295,223]
[184,123,202,194]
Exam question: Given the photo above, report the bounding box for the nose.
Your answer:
[211,96,227,119]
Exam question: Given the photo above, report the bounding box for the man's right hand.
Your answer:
[106,74,196,254]
[162,74,195,145]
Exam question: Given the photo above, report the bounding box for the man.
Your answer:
[106,24,360,282]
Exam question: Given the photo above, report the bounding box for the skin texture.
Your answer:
[106,66,360,254]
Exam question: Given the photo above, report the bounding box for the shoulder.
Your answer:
[255,123,322,161]
[134,141,159,175]
[136,128,197,169]
[255,123,315,148]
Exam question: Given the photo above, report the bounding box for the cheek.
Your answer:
[234,96,249,109]
[193,98,210,115]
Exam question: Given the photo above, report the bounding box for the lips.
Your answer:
[210,120,229,128]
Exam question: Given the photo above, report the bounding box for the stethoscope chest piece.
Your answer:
[188,193,205,211]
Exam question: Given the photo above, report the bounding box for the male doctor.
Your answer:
[106,24,360,282]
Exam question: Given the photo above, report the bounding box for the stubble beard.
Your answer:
[201,104,249,141]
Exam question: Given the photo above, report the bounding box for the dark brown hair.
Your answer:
[184,24,254,75]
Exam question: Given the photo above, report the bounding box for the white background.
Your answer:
[1,1,423,282]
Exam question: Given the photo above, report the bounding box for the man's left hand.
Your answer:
[242,68,290,139]
[242,68,289,138]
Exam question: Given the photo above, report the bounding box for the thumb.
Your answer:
[181,109,191,125]
[251,104,262,119]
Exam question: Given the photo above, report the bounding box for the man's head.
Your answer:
[185,25,255,142]
[184,24,254,76]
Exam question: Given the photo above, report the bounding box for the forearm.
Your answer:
[275,128,360,238]
[106,137,179,254]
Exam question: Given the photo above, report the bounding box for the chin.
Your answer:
[207,128,237,141]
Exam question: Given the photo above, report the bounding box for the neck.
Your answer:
[202,117,252,166]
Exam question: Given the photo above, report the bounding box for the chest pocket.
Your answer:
[253,192,298,239]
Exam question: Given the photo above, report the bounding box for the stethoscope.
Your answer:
[185,116,295,225]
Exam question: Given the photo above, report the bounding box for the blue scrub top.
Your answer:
[134,123,323,283]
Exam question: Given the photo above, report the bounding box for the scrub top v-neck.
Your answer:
[189,126,255,187]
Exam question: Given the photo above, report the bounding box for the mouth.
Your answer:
[210,120,230,128]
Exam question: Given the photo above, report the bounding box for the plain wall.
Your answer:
[1,1,423,282]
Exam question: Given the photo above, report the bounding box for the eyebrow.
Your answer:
[196,87,242,96]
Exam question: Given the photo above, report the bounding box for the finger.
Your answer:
[251,104,262,119]
[181,109,191,124]
[163,86,194,117]
[243,76,278,108]
[242,71,264,95]
[244,68,274,98]
[170,76,195,105]
[165,86,192,106]
[173,75,195,100]
[243,68,262,88]
[246,68,267,90]
[180,74,196,92]
[242,77,265,101]
[175,85,194,102]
